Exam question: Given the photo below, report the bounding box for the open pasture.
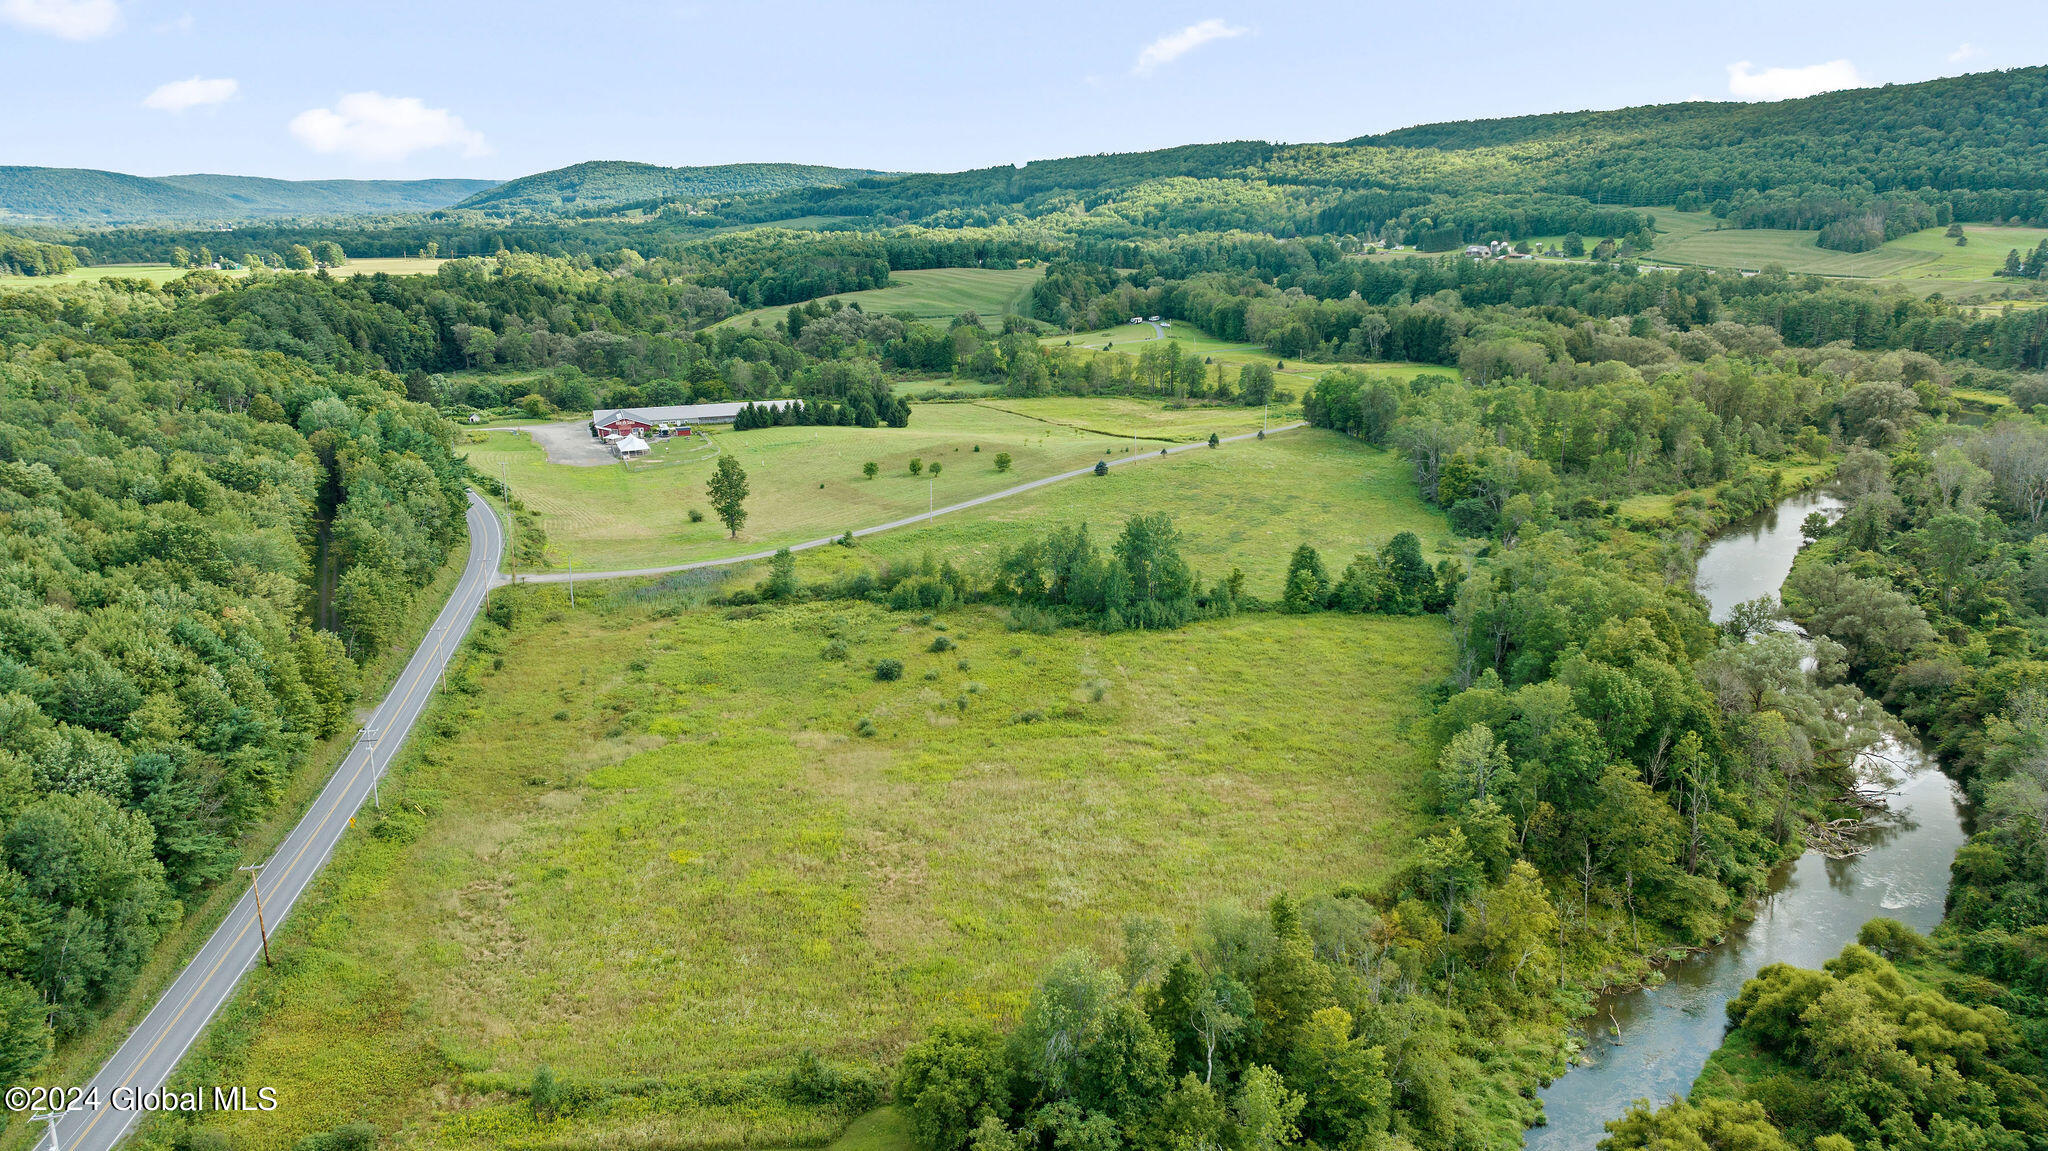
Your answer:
[175,599,1450,1151]
[462,401,1214,572]
[855,427,1453,598]
[714,266,1044,331]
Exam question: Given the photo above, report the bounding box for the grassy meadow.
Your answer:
[1042,322,1402,393]
[1634,209,2048,297]
[0,256,448,288]
[715,266,1044,331]
[854,427,1454,596]
[165,599,1451,1151]
[461,399,1300,573]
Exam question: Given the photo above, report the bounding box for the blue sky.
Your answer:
[3,0,2045,181]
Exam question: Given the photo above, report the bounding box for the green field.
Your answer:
[1633,209,2048,297]
[855,427,1454,596]
[1042,322,1445,395]
[463,400,1292,573]
[715,266,1044,331]
[171,597,1450,1151]
[971,395,1283,441]
[0,256,449,288]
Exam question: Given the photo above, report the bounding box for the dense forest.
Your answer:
[0,168,495,226]
[0,275,473,1084]
[1605,354,2048,1148]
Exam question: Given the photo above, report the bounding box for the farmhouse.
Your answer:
[591,400,794,438]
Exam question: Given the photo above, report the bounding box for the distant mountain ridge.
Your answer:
[0,167,498,224]
[449,160,890,213]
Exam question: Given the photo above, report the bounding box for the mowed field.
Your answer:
[715,266,1044,331]
[169,597,1451,1151]
[462,400,1291,572]
[855,427,1454,596]
[1635,209,2048,297]
[0,257,448,287]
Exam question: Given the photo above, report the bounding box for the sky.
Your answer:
[3,0,2046,183]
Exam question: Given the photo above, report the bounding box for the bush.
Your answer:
[929,635,956,653]
[821,640,848,661]
[875,659,904,681]
[688,508,705,523]
[1093,460,1109,476]
[855,717,877,737]
[995,452,1012,472]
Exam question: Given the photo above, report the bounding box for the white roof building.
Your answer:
[592,400,795,427]
[615,433,650,457]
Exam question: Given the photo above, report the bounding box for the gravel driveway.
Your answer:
[509,421,618,466]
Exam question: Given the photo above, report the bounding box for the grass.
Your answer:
[714,267,1044,331]
[462,399,1295,573]
[0,541,476,1151]
[971,396,1281,441]
[855,428,1454,596]
[1040,322,1448,397]
[0,257,448,288]
[159,596,1450,1151]
[1635,209,2048,298]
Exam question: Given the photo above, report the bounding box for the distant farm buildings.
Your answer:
[590,400,796,439]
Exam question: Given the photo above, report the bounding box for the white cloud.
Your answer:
[288,92,489,163]
[1948,42,1981,64]
[0,0,121,40]
[1132,18,1246,77]
[1726,59,1866,101]
[142,75,237,113]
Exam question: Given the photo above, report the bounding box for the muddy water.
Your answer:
[1524,491,1969,1149]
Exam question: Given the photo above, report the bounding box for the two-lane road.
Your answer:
[37,490,504,1151]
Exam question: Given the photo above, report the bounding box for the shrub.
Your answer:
[875,659,904,681]
[855,717,877,737]
[688,508,705,523]
[929,635,956,653]
[1208,432,1220,447]
[821,640,848,661]
[1093,460,1109,476]
[995,452,1012,472]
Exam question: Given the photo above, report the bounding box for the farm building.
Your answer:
[614,433,649,458]
[591,400,794,438]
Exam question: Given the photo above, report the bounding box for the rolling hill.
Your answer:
[0,167,498,224]
[448,160,888,214]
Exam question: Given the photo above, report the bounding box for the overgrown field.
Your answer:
[460,399,1317,573]
[716,266,1044,330]
[855,428,1454,596]
[156,599,1451,1151]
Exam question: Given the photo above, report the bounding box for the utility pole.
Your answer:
[567,555,575,608]
[238,864,273,967]
[29,1112,64,1151]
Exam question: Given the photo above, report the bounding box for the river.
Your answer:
[1523,489,1971,1149]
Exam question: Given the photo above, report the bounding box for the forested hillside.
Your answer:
[450,160,886,214]
[0,168,496,224]
[0,273,473,1084]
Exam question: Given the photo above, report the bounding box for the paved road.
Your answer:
[38,491,504,1151]
[515,421,1307,586]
